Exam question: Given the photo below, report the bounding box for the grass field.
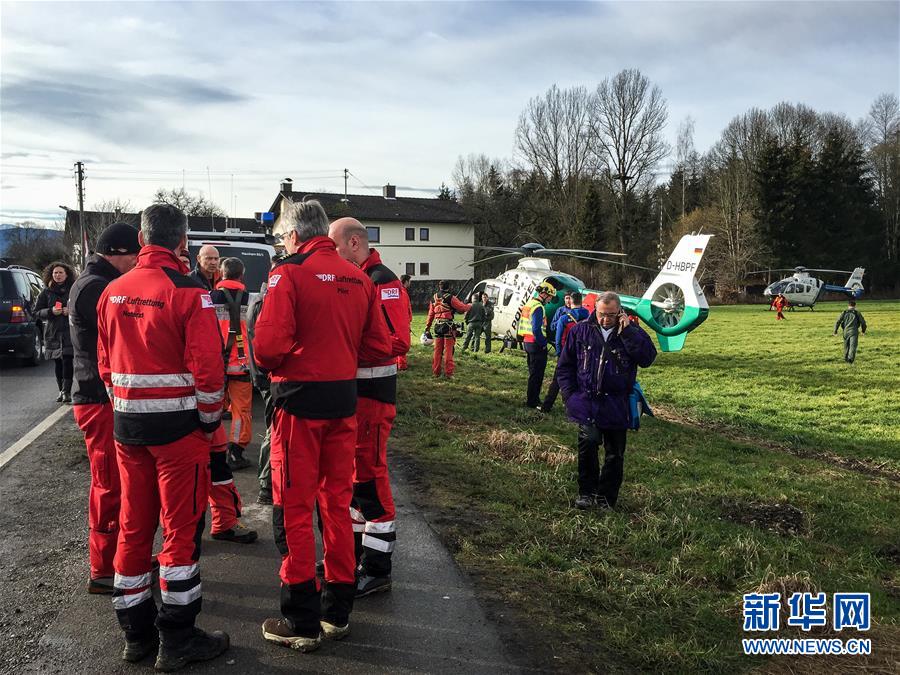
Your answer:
[392,300,899,673]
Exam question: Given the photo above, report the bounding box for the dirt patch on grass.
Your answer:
[463,429,575,468]
[722,499,807,536]
[654,404,900,483]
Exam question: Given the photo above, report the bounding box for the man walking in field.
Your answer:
[556,292,656,510]
[833,300,867,364]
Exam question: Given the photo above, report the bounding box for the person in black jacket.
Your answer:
[69,222,140,594]
[34,260,77,402]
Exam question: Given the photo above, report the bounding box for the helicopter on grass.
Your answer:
[749,266,865,309]
[467,234,712,352]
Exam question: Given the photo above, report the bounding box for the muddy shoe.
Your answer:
[320,620,350,640]
[261,618,321,652]
[356,574,391,598]
[226,443,252,471]
[257,487,273,505]
[122,631,158,662]
[212,522,258,544]
[88,576,114,594]
[154,627,229,672]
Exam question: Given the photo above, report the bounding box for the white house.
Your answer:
[268,180,473,283]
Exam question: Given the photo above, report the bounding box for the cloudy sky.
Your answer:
[1,1,897,226]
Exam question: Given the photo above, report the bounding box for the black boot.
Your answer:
[226,443,252,471]
[56,390,65,403]
[122,630,159,662]
[154,627,229,672]
[62,379,73,404]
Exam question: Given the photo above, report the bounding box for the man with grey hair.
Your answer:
[556,291,656,510]
[254,201,393,651]
[97,203,229,669]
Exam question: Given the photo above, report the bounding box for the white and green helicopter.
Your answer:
[465,234,712,353]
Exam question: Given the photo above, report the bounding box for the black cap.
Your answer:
[96,222,140,255]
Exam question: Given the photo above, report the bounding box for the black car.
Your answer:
[0,265,45,366]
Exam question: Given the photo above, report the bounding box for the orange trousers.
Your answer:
[224,378,253,447]
[431,337,456,377]
[208,425,242,534]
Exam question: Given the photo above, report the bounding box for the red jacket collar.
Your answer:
[298,236,336,255]
[360,248,383,272]
[216,279,246,292]
[137,245,188,274]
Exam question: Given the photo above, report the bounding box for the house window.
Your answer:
[419,262,430,276]
[419,227,430,241]
[366,226,380,243]
[405,263,415,276]
[405,227,415,241]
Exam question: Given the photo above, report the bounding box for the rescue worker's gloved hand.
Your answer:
[424,331,433,340]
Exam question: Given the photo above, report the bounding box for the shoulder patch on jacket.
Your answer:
[200,293,214,309]
[381,287,401,301]
[163,267,206,289]
[367,263,398,286]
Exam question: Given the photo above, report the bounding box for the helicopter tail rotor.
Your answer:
[633,234,712,346]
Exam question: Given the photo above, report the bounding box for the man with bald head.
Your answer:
[328,217,411,597]
[190,245,221,291]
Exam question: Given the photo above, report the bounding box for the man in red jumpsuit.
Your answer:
[329,218,411,597]
[97,204,229,670]
[70,222,140,594]
[424,280,471,378]
[253,201,392,652]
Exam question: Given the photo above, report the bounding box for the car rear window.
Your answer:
[0,271,19,299]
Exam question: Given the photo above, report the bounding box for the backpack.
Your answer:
[628,382,653,431]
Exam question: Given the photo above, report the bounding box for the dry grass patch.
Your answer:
[464,429,575,468]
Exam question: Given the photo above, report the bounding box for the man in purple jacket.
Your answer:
[556,291,657,510]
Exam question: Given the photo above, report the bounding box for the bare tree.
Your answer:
[515,84,594,244]
[153,187,226,217]
[87,198,134,248]
[676,116,696,219]
[866,93,900,261]
[591,69,669,255]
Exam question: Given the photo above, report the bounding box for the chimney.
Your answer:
[383,183,396,200]
[281,177,293,193]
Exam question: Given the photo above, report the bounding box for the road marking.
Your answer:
[0,405,72,472]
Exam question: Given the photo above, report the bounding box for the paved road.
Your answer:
[0,358,59,451]
[0,395,530,674]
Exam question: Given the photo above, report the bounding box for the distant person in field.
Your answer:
[556,291,656,510]
[462,291,486,352]
[773,293,788,321]
[481,292,494,353]
[833,299,867,364]
[541,291,589,413]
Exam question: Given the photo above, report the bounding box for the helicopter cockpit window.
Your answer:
[503,288,514,306]
[768,281,788,294]
[786,283,800,293]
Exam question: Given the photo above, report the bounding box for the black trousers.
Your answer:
[577,425,627,506]
[54,356,73,390]
[542,359,560,411]
[523,343,548,408]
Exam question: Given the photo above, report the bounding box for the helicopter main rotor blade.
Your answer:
[468,252,524,266]
[541,248,627,257]
[564,253,659,272]
[747,269,801,275]
[803,268,854,274]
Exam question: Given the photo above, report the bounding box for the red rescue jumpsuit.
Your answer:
[353,250,411,578]
[98,246,225,639]
[424,291,471,377]
[252,236,392,636]
[70,254,125,583]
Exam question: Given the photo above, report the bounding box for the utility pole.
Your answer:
[75,161,86,268]
[343,168,349,200]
